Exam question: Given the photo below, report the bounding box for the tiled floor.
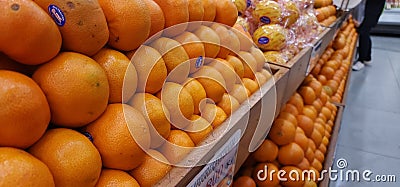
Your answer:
[330,36,400,187]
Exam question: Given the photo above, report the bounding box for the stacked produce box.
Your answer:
[233,18,357,187]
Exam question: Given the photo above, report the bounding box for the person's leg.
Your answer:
[357,0,385,63]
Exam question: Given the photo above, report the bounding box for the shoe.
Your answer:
[352,61,365,71]
[363,60,372,66]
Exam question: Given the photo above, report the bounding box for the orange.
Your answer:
[255,72,268,86]
[308,139,317,151]
[260,69,272,81]
[302,105,318,121]
[278,112,297,127]
[98,0,150,51]
[96,169,140,187]
[217,93,240,115]
[174,32,205,73]
[33,52,109,127]
[85,104,150,170]
[128,93,171,149]
[192,66,226,103]
[202,0,217,21]
[0,147,54,187]
[131,45,167,94]
[208,58,237,92]
[149,37,190,84]
[307,167,320,182]
[303,179,318,187]
[288,93,304,113]
[250,47,266,72]
[201,103,228,128]
[311,159,323,172]
[319,144,327,154]
[312,99,323,113]
[308,80,323,98]
[317,75,328,85]
[29,128,102,187]
[185,115,213,144]
[252,163,280,187]
[326,80,339,94]
[193,25,221,59]
[232,25,252,51]
[93,48,137,103]
[159,130,195,165]
[280,166,305,187]
[294,132,309,152]
[296,127,305,134]
[268,119,296,146]
[322,137,330,147]
[34,0,109,56]
[253,139,279,162]
[129,150,172,186]
[297,158,310,170]
[183,78,207,114]
[283,103,299,116]
[211,23,240,58]
[314,150,325,163]
[0,70,50,149]
[144,0,165,37]
[0,53,38,76]
[158,82,194,129]
[242,78,260,94]
[0,0,61,65]
[187,0,204,26]
[305,148,315,163]
[311,130,323,147]
[229,84,249,103]
[320,66,335,80]
[153,0,189,37]
[298,86,316,105]
[233,176,256,187]
[214,0,238,27]
[296,115,314,137]
[278,142,304,165]
[314,122,325,135]
[226,55,245,79]
[239,51,258,79]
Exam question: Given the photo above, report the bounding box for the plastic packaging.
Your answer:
[252,24,287,51]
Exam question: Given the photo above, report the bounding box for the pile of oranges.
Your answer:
[232,18,357,187]
[311,18,358,103]
[0,0,278,186]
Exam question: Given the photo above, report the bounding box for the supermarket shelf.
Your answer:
[309,11,350,73]
[156,13,351,186]
[234,64,289,174]
[156,64,287,186]
[372,9,400,34]
[270,47,313,105]
[319,106,345,187]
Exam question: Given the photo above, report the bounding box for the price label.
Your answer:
[188,130,241,187]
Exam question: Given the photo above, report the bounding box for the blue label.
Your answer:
[48,5,66,26]
[195,56,203,68]
[247,0,251,7]
[258,37,270,45]
[260,16,271,24]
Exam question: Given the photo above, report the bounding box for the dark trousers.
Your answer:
[357,0,385,61]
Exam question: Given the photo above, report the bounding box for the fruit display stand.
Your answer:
[268,46,313,106]
[308,11,350,74]
[155,64,289,187]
